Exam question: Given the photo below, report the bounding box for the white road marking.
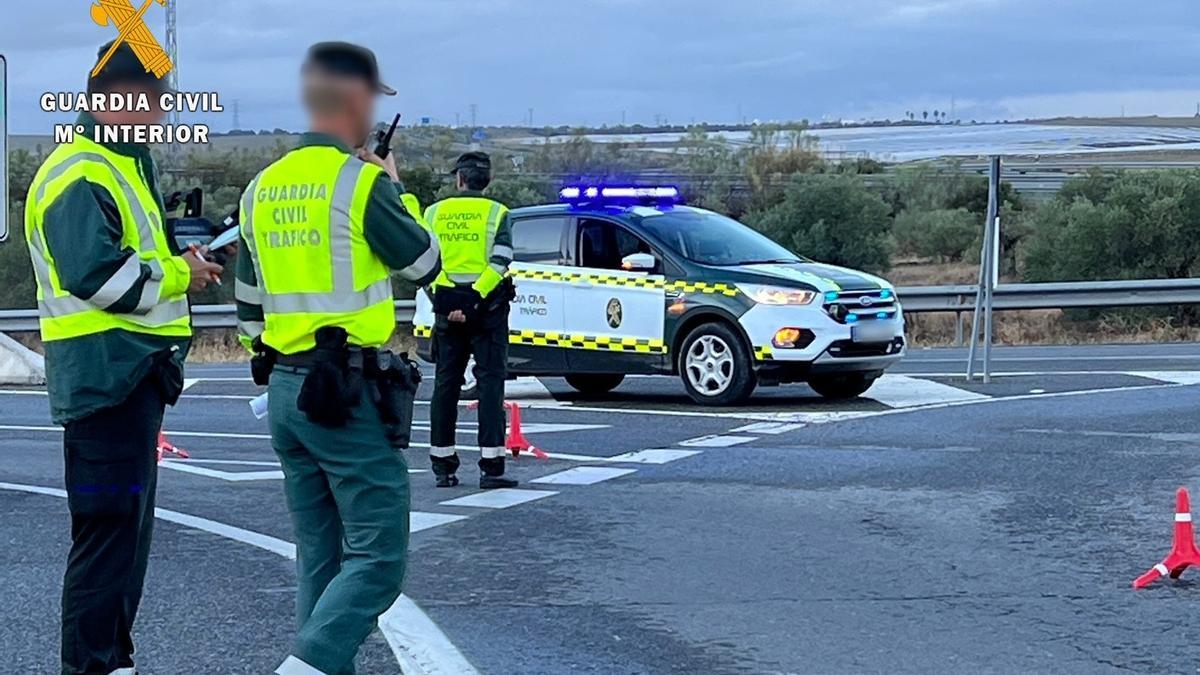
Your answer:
[679,435,756,447]
[867,374,989,408]
[0,481,479,675]
[531,467,637,485]
[605,449,702,464]
[1128,371,1200,385]
[439,488,558,509]
[1018,428,1200,443]
[159,462,284,482]
[182,378,201,392]
[411,512,469,533]
[730,422,806,435]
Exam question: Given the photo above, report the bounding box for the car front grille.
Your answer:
[824,289,898,324]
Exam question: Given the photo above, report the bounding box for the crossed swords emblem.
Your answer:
[89,0,174,79]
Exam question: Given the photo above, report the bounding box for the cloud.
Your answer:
[1,0,1197,133]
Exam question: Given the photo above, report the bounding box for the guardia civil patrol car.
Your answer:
[413,186,906,406]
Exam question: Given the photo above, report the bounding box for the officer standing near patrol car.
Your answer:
[25,41,223,675]
[425,152,518,489]
[234,42,440,675]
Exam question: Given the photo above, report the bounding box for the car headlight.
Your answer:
[737,284,818,305]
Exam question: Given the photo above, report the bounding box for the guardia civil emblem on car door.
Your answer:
[606,298,623,328]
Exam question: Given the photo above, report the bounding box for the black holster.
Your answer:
[367,349,422,449]
[250,337,278,386]
[294,327,364,428]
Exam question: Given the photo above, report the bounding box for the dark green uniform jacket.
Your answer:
[36,113,190,425]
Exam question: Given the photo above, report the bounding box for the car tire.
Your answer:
[564,374,626,396]
[808,373,878,400]
[678,322,756,406]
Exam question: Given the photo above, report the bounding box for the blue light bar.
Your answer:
[559,185,681,203]
[824,291,839,302]
[880,289,893,300]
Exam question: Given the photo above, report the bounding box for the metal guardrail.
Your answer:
[3,279,1200,332]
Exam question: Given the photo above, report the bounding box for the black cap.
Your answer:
[452,152,492,175]
[304,42,395,96]
[88,40,173,94]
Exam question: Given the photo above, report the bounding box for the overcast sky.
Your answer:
[2,0,1198,134]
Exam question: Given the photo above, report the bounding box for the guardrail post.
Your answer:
[967,156,1001,382]
[954,310,964,347]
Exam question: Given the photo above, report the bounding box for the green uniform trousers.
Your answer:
[268,368,411,675]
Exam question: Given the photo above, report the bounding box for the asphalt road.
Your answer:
[4,343,1200,674]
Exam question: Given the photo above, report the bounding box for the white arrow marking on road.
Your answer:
[0,481,479,675]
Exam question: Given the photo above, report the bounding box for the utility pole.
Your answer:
[469,103,478,128]
[232,99,241,131]
[528,107,534,127]
[165,0,180,155]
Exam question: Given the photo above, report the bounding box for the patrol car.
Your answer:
[413,186,906,405]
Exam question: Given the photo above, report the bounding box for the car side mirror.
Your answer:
[621,252,657,273]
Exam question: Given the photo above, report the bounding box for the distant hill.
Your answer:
[1032,116,1200,128]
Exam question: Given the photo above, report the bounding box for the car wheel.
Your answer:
[564,374,626,396]
[460,356,479,400]
[678,322,756,406]
[808,373,878,400]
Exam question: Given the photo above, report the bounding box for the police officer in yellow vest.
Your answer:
[426,152,518,489]
[234,43,440,675]
[24,42,223,675]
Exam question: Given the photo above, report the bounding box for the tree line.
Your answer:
[4,128,1200,329]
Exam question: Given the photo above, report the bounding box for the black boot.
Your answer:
[431,454,460,488]
[479,457,518,489]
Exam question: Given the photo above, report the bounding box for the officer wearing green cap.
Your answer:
[425,152,518,489]
[234,41,439,675]
[24,41,222,675]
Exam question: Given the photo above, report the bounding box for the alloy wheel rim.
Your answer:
[685,335,734,396]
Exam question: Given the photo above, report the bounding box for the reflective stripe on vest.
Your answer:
[426,197,505,286]
[26,143,190,340]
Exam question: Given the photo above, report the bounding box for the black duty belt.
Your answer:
[277,347,372,370]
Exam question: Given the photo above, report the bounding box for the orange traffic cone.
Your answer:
[465,400,550,460]
[156,430,190,464]
[1133,487,1200,588]
[503,401,548,460]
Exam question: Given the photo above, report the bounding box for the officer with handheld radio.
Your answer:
[233,42,440,675]
[425,152,518,489]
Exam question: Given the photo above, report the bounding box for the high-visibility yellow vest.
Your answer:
[241,146,395,354]
[25,137,191,342]
[424,196,508,290]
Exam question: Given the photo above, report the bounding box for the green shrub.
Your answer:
[1023,169,1200,282]
[745,173,893,273]
[893,208,980,262]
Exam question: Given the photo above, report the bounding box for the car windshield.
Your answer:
[636,208,803,266]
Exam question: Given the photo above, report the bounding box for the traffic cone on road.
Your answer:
[1133,487,1200,588]
[156,430,190,464]
[465,400,550,460]
[503,401,549,460]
